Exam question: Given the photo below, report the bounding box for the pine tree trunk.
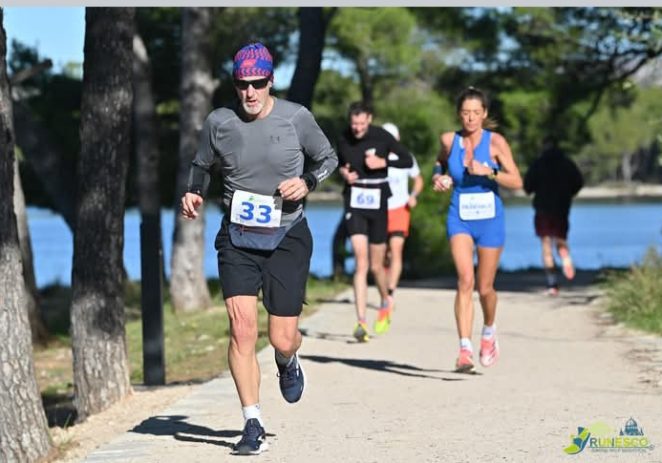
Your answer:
[0,10,53,460]
[357,58,373,107]
[14,159,49,344]
[4,49,49,344]
[71,7,134,421]
[170,7,214,312]
[287,7,335,110]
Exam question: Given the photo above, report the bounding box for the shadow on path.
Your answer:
[130,415,276,449]
[309,297,385,313]
[300,354,466,381]
[300,328,357,344]
[401,269,607,293]
[312,296,353,305]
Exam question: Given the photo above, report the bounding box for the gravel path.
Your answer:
[78,272,662,462]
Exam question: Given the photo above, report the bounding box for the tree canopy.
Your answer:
[9,6,662,210]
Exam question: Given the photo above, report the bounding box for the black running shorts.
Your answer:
[215,217,313,317]
[344,209,388,244]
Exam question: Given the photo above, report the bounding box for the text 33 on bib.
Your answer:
[230,189,283,227]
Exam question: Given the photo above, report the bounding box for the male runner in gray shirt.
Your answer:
[181,42,337,456]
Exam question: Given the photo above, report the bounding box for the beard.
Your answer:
[242,101,262,116]
[240,95,266,117]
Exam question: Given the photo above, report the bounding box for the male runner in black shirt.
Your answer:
[337,101,413,341]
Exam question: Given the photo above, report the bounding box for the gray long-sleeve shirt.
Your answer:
[187,97,338,226]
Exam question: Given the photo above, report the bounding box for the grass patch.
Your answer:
[602,247,662,335]
[34,276,349,423]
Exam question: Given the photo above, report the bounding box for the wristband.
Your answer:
[432,164,446,176]
[487,168,498,180]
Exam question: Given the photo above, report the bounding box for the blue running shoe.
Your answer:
[232,418,268,455]
[276,352,306,403]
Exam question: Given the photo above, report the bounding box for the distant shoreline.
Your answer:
[573,184,662,199]
[308,183,662,203]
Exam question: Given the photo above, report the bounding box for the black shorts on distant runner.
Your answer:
[215,217,313,317]
[344,209,388,244]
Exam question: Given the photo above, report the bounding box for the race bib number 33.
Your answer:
[350,186,381,210]
[230,190,282,227]
[459,192,496,220]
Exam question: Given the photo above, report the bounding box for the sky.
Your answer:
[4,7,86,72]
[3,6,299,87]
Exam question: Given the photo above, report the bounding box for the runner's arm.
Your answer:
[386,137,413,169]
[293,107,338,192]
[432,132,454,192]
[436,132,453,166]
[523,161,537,195]
[187,113,217,198]
[408,174,425,208]
[408,156,424,204]
[568,158,584,196]
[491,132,523,190]
[183,113,218,218]
[411,174,424,197]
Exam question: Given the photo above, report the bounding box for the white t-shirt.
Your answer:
[387,153,420,210]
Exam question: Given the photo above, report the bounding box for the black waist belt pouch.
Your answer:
[228,214,303,251]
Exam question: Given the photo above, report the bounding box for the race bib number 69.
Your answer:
[350,186,381,210]
[230,190,282,227]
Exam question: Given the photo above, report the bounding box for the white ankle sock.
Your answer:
[242,404,263,426]
[482,324,496,338]
[460,338,473,351]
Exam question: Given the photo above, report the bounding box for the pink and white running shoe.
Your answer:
[455,348,475,373]
[479,335,500,367]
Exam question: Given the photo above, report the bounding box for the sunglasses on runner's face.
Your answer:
[234,76,271,90]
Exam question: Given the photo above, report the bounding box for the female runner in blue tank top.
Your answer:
[432,87,523,373]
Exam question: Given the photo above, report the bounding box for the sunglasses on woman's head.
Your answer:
[234,76,271,90]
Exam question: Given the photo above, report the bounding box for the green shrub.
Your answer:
[603,247,662,334]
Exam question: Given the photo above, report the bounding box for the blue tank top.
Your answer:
[448,130,503,218]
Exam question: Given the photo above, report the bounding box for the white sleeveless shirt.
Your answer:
[387,153,420,210]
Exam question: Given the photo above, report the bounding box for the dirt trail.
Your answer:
[70,272,661,462]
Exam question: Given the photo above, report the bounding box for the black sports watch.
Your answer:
[300,173,317,192]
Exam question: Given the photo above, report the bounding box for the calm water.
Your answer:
[27,201,662,288]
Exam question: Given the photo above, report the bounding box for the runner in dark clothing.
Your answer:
[524,137,584,295]
[337,101,413,341]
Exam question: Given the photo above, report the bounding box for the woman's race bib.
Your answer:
[459,192,496,220]
[350,186,381,210]
[230,190,282,227]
